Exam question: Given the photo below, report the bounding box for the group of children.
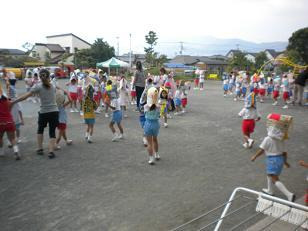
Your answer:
[222,71,308,109]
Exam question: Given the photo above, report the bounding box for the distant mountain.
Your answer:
[155,36,287,58]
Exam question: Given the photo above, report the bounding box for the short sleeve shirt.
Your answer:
[259,136,285,156]
[30,83,58,113]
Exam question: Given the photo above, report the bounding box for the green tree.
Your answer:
[156,54,168,67]
[144,31,158,67]
[287,27,308,64]
[228,52,253,71]
[75,49,95,69]
[255,51,268,70]
[44,52,52,65]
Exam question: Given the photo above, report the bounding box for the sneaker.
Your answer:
[164,123,168,128]
[48,152,56,159]
[288,194,296,202]
[260,99,264,103]
[85,133,89,140]
[282,105,288,109]
[234,98,237,101]
[105,113,109,118]
[131,102,134,105]
[118,134,124,139]
[70,109,75,113]
[66,140,73,145]
[223,94,226,97]
[124,114,128,118]
[95,109,101,114]
[74,108,79,113]
[182,109,186,113]
[167,114,172,119]
[80,111,84,116]
[262,188,274,196]
[148,156,155,165]
[248,138,254,148]
[15,152,21,161]
[154,153,160,160]
[17,139,22,144]
[272,101,278,106]
[242,143,249,149]
[143,137,148,147]
[112,134,119,142]
[174,112,179,116]
[36,149,44,155]
[87,136,93,143]
[7,141,12,148]
[55,145,61,150]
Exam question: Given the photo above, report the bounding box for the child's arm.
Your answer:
[238,108,245,117]
[18,110,24,125]
[299,160,308,168]
[283,152,290,168]
[104,101,115,110]
[251,148,265,161]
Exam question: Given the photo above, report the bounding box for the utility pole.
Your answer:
[179,41,184,55]
[129,33,132,69]
[116,36,120,56]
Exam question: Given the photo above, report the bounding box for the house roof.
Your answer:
[169,55,228,65]
[34,43,65,52]
[265,49,283,58]
[0,48,25,55]
[46,33,91,46]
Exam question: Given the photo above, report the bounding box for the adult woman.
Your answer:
[13,69,59,159]
[133,61,146,108]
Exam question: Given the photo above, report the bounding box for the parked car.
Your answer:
[44,66,69,78]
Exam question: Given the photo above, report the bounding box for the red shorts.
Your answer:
[194,78,199,85]
[94,92,102,102]
[242,119,255,135]
[283,92,289,101]
[69,92,78,101]
[181,98,188,107]
[57,123,67,130]
[131,91,136,97]
[0,122,16,133]
[253,88,259,95]
[259,89,266,96]
[273,90,279,99]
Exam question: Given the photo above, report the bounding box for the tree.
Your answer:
[228,52,253,71]
[74,38,115,68]
[44,52,52,65]
[255,51,268,70]
[144,31,158,66]
[287,27,308,64]
[155,54,168,67]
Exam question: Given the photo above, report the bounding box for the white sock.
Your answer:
[13,145,19,153]
[266,176,274,194]
[275,181,292,199]
[85,132,89,137]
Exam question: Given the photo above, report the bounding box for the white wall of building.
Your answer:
[47,35,73,52]
[29,45,47,61]
[47,35,90,53]
[245,54,256,63]
[72,36,91,52]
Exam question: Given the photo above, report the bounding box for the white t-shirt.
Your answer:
[111,98,121,111]
[260,136,286,156]
[238,107,260,120]
[68,84,78,93]
[281,78,289,92]
[223,79,229,85]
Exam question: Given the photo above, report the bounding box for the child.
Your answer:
[118,75,129,118]
[251,113,295,202]
[234,75,242,101]
[83,84,97,143]
[238,92,261,148]
[32,73,40,103]
[55,90,73,150]
[0,83,20,160]
[267,77,273,96]
[174,85,182,115]
[77,73,85,116]
[130,83,137,105]
[199,69,205,90]
[159,87,169,128]
[93,81,102,114]
[66,75,79,112]
[222,73,229,97]
[194,69,200,89]
[272,77,281,106]
[6,73,24,144]
[258,75,266,103]
[281,74,290,109]
[181,81,189,113]
[229,73,235,94]
[144,87,160,165]
[242,72,249,98]
[165,81,174,119]
[105,84,124,142]
[104,80,113,118]
[24,71,33,101]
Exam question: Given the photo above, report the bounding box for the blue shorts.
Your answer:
[144,120,160,136]
[84,118,95,125]
[15,123,21,130]
[175,98,182,107]
[266,155,284,175]
[242,87,247,95]
[223,84,228,91]
[250,86,254,92]
[236,90,241,96]
[139,114,146,128]
[228,84,233,90]
[267,87,273,93]
[111,110,122,124]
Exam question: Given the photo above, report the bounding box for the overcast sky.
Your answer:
[1,0,307,54]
